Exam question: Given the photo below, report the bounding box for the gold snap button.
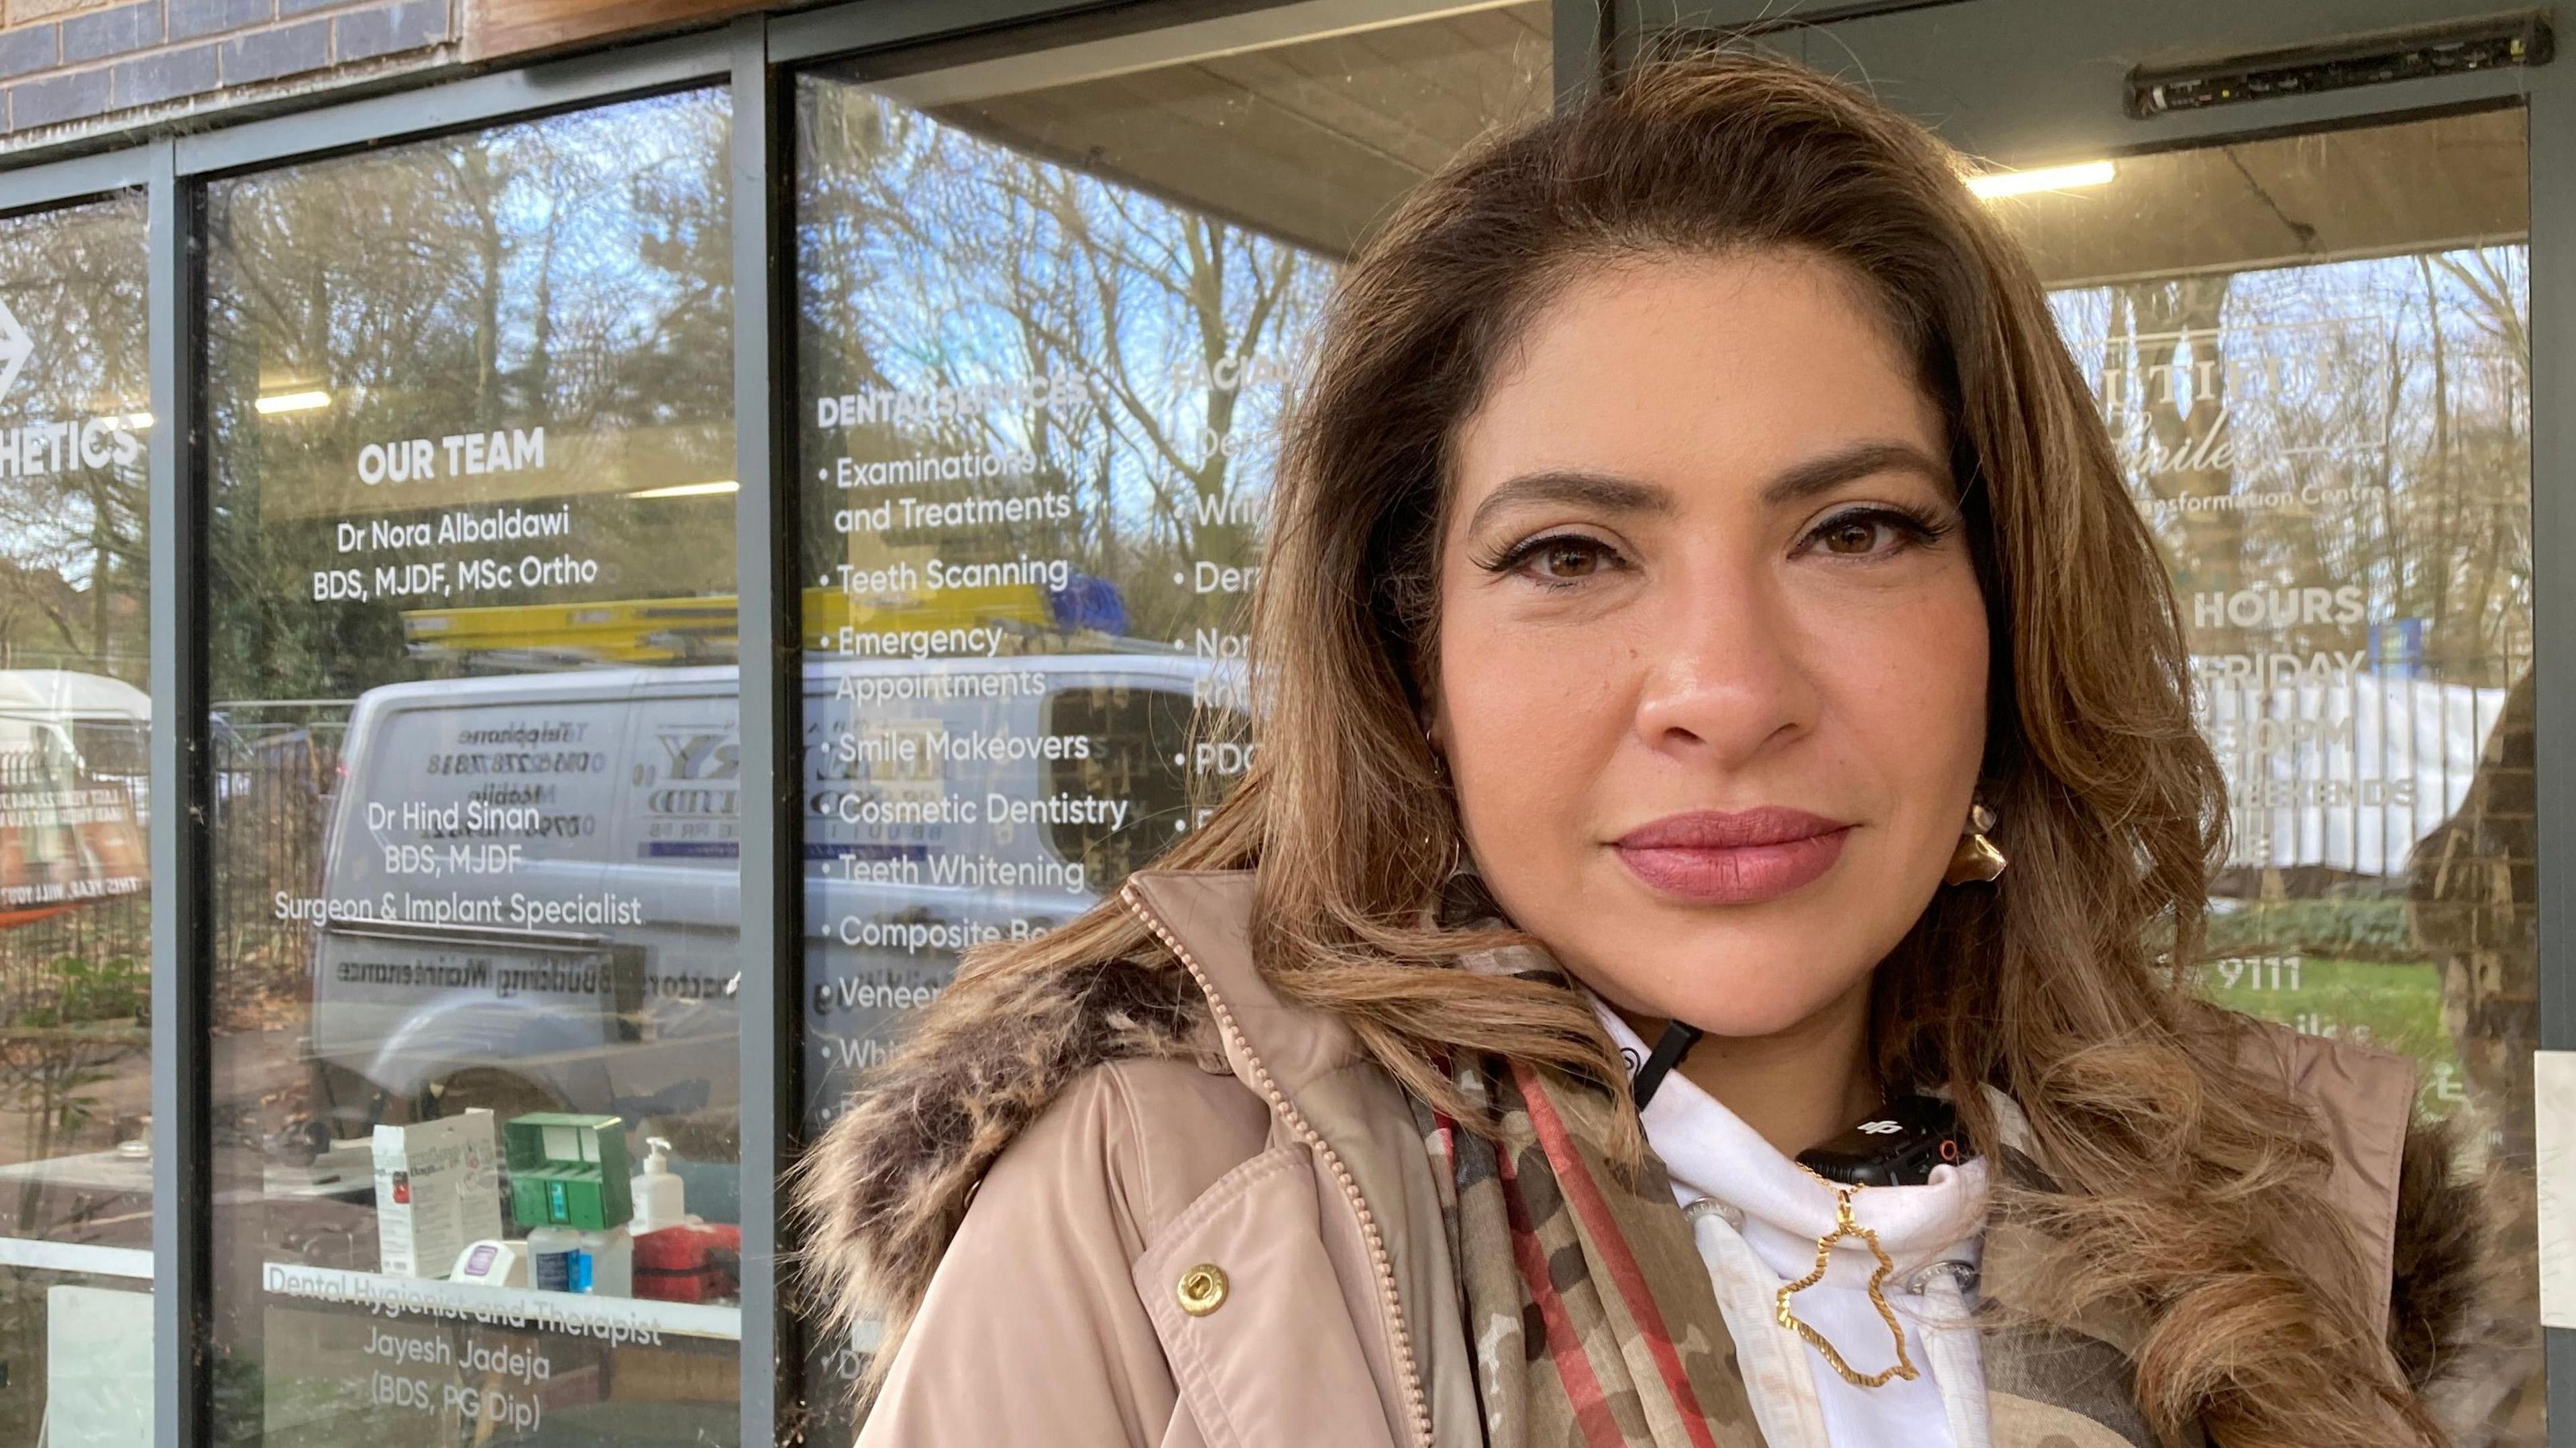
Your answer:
[1175,1262,1229,1316]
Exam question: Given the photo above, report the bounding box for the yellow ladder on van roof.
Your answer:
[399,585,1059,665]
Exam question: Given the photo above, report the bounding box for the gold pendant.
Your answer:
[1772,1183,1919,1389]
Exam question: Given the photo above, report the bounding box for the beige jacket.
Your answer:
[805,868,2503,1448]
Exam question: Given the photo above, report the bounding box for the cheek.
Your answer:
[1824,567,1990,795]
[1435,579,1625,838]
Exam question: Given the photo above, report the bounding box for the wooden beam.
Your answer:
[465,0,768,64]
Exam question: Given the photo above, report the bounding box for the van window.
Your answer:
[1044,684,1248,884]
[71,719,148,779]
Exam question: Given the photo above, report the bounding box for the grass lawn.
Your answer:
[2200,954,2469,1115]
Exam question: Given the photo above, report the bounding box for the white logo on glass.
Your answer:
[0,300,29,406]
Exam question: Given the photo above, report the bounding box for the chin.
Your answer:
[1669,991,1847,1040]
[1615,924,1878,1036]
[1597,954,1828,1034]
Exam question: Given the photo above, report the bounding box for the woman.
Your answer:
[794,47,2506,1448]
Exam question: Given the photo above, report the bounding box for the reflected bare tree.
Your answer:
[797,86,1334,643]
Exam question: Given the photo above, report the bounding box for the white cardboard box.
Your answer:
[373,1108,500,1278]
[42,1284,150,1447]
[2538,1051,2576,1328]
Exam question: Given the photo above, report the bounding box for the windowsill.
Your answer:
[0,1235,152,1280]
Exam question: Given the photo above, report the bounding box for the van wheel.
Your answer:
[431,1068,562,1121]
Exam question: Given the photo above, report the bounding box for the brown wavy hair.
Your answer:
[813,46,2443,1447]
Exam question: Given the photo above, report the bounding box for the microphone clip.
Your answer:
[1629,1019,1703,1110]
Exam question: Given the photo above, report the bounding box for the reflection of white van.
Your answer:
[304,655,1236,1137]
[0,670,150,920]
[0,669,152,782]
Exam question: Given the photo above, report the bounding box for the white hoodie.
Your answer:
[1585,986,1994,1448]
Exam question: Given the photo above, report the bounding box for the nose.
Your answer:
[1630,559,1819,768]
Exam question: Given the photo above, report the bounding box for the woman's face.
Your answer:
[1432,251,1989,1038]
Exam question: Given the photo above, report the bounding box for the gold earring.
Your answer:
[1943,801,2006,885]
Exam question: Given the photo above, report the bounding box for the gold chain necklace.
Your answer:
[1773,1164,1919,1389]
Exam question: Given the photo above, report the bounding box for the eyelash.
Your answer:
[1791,503,1956,559]
[1471,505,1955,590]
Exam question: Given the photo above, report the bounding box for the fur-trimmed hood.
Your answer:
[794,867,2520,1440]
[793,916,1219,1349]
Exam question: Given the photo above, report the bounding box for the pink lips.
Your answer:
[1612,806,1851,904]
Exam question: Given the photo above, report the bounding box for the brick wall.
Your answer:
[0,0,455,149]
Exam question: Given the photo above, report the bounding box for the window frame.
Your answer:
[0,0,2559,1441]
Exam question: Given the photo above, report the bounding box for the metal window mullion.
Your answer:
[1561,0,1614,101]
[733,15,802,1448]
[2526,49,2576,1448]
[147,134,211,1448]
[0,146,152,216]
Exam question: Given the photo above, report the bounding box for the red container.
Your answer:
[633,1222,741,1304]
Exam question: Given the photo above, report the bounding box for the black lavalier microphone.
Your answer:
[1629,1019,1704,1109]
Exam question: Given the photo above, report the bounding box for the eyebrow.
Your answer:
[1761,441,1953,506]
[1462,440,1954,535]
[1462,469,1670,536]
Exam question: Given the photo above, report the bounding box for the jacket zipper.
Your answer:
[1118,881,1436,1448]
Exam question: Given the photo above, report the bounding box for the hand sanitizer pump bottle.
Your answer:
[630,1137,685,1235]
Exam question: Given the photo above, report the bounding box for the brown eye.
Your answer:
[1819,518,1885,555]
[1475,531,1630,588]
[1801,505,1944,561]
[1539,539,1605,577]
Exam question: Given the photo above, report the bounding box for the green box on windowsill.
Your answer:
[503,1112,632,1231]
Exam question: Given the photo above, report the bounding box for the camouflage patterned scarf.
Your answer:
[1407,882,2169,1448]
[1411,1045,1767,1448]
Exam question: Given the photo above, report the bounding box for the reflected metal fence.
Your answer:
[208,712,346,1032]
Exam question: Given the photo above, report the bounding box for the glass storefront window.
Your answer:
[0,192,154,1447]
[202,91,742,1445]
[0,5,2558,1441]
[789,3,1554,1426]
[1997,106,2544,1439]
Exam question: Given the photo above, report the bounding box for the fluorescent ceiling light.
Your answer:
[254,389,331,416]
[1966,160,2116,200]
[629,479,739,500]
